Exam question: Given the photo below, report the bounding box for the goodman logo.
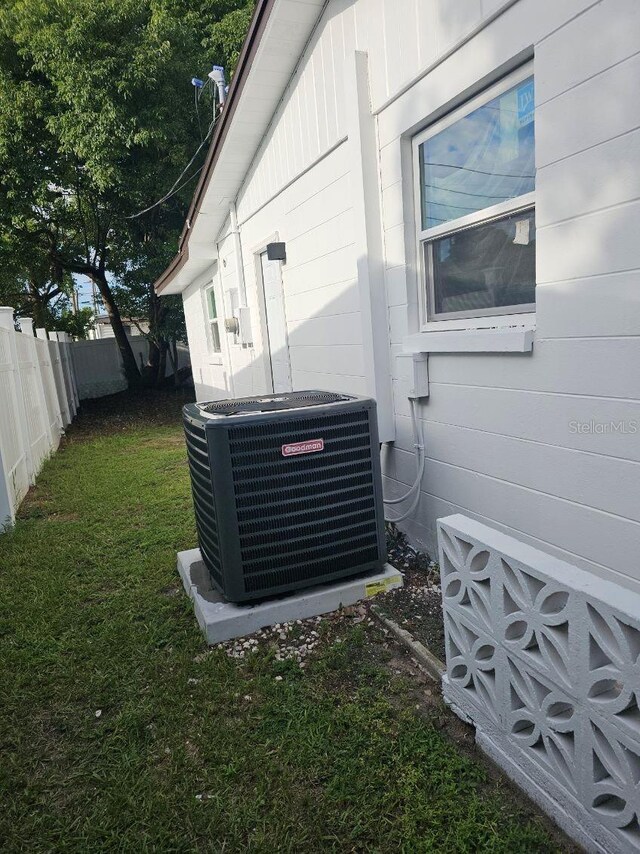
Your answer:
[281,438,324,457]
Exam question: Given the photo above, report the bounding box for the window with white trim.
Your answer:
[205,284,221,353]
[414,66,535,324]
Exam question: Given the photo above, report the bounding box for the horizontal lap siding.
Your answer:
[226,0,368,399]
[235,1,354,225]
[387,419,640,524]
[374,0,640,586]
[229,0,520,402]
[237,143,365,397]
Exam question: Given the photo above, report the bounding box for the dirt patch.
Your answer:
[66,387,195,441]
[378,525,446,662]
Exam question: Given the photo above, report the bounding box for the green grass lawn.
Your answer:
[0,390,566,853]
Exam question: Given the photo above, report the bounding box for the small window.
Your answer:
[205,285,221,353]
[414,67,535,323]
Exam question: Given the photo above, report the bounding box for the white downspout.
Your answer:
[229,202,248,308]
[228,200,253,351]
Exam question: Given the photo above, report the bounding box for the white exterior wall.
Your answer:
[183,265,229,400]
[371,0,640,591]
[238,142,367,397]
[181,0,640,590]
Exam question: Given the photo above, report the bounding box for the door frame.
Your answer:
[252,232,292,394]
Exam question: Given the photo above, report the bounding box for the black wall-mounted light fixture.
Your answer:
[266,242,286,262]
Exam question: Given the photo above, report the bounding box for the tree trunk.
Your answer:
[92,272,141,388]
[30,294,48,330]
[27,281,52,329]
[156,339,168,388]
[143,337,161,386]
[169,338,179,388]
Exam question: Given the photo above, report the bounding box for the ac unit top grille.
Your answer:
[198,390,350,417]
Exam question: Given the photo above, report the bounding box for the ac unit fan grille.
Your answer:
[243,547,379,593]
[183,419,223,586]
[201,390,348,416]
[228,410,379,594]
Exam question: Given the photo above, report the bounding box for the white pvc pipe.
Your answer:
[383,397,425,523]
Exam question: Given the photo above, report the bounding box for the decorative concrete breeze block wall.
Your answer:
[437,514,640,854]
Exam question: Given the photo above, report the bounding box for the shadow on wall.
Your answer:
[192,272,369,403]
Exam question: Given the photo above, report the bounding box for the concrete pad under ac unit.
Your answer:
[177,548,403,645]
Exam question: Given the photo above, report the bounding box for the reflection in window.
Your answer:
[419,77,534,230]
[414,71,536,320]
[205,285,221,353]
[431,210,536,315]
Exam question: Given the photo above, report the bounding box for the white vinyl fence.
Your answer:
[70,336,190,400]
[0,309,78,529]
[0,306,192,528]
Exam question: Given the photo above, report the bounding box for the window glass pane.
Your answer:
[206,287,217,320]
[419,77,535,230]
[429,209,535,316]
[210,321,221,352]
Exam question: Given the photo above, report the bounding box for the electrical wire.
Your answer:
[383,398,425,523]
[194,77,213,142]
[194,85,203,140]
[128,85,218,220]
[149,163,204,209]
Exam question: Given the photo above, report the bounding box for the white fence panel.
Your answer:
[0,309,78,527]
[15,329,50,476]
[55,332,78,418]
[34,333,63,449]
[0,324,30,519]
[49,336,71,427]
[70,336,191,400]
[71,337,129,399]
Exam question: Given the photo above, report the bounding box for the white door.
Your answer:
[260,252,292,393]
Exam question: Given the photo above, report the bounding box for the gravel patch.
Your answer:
[204,527,446,668]
[207,605,374,668]
[376,525,446,663]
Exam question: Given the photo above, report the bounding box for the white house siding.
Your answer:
[181,0,640,590]
[373,0,640,590]
[182,267,228,400]
[236,142,366,397]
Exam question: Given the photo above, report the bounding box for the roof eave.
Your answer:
[154,0,277,295]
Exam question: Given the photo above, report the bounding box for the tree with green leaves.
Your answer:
[0,231,71,329]
[0,0,253,386]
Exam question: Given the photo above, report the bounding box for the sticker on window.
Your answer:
[513,218,530,245]
[517,80,534,128]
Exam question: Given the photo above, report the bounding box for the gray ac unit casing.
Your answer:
[183,391,386,603]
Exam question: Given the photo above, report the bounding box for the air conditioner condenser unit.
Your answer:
[182,391,386,603]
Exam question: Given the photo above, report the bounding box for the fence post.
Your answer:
[0,307,34,483]
[0,310,15,529]
[18,318,33,336]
